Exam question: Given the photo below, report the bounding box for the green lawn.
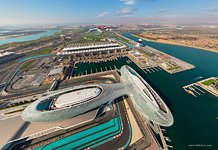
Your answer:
[137,49,155,57]
[167,66,181,71]
[80,34,103,42]
[30,46,53,56]
[201,79,215,86]
[113,35,130,44]
[20,60,33,70]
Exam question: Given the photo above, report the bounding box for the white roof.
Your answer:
[128,68,159,108]
[48,67,64,76]
[0,51,14,57]
[54,87,101,108]
[58,45,126,55]
[63,43,120,51]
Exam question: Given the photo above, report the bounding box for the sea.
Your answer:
[0,29,60,46]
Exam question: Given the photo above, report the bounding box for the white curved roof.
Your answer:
[126,67,167,113]
[128,70,159,108]
[63,43,120,51]
[54,87,101,108]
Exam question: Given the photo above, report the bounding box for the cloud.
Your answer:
[97,12,110,17]
[207,8,218,12]
[97,0,157,19]
[204,8,218,16]
[115,7,137,17]
[156,8,169,13]
[120,0,137,5]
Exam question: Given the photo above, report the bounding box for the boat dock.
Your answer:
[183,77,218,98]
[183,83,206,97]
[158,126,170,150]
[143,66,163,74]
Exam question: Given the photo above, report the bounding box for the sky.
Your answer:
[0,0,218,26]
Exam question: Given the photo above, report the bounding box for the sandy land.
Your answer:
[123,100,143,145]
[133,34,218,54]
[0,116,24,147]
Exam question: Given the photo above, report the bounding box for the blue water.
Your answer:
[35,102,128,150]
[36,100,52,111]
[0,29,60,45]
[123,32,218,150]
[35,117,121,150]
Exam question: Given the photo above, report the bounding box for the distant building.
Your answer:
[97,25,109,30]
[161,63,170,69]
[22,66,174,127]
[0,51,23,64]
[215,81,218,89]
[130,51,146,61]
[138,38,142,43]
[48,66,64,76]
[33,60,45,70]
[57,41,127,56]
[88,28,101,33]
[135,43,142,47]
[89,28,96,32]
[32,73,46,86]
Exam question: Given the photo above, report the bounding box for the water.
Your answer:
[0,29,60,45]
[35,102,125,150]
[123,32,218,150]
[36,100,52,111]
[74,33,218,149]
[35,118,120,150]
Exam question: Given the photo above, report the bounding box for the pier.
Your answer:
[183,83,206,97]
[143,66,163,74]
[158,126,169,150]
[167,145,173,149]
[183,77,218,98]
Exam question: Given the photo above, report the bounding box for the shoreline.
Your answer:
[0,30,47,40]
[133,34,218,54]
[0,29,60,47]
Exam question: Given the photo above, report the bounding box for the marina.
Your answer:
[130,45,195,74]
[143,66,162,74]
[0,30,218,150]
[123,32,218,150]
[183,83,206,97]
[1,0,218,149]
[183,77,218,97]
[72,58,164,78]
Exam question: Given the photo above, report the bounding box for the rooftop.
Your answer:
[54,87,102,108]
[0,51,14,57]
[127,67,167,113]
[48,67,64,76]
[63,43,120,51]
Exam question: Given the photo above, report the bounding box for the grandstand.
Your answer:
[57,41,127,56]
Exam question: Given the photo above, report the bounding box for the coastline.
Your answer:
[0,29,60,46]
[0,30,47,40]
[133,34,218,54]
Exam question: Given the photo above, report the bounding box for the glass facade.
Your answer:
[22,66,173,127]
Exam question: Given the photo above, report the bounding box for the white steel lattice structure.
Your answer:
[57,42,126,55]
[22,66,173,127]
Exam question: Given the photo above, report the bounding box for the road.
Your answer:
[94,99,131,150]
[0,55,56,101]
[1,98,132,150]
